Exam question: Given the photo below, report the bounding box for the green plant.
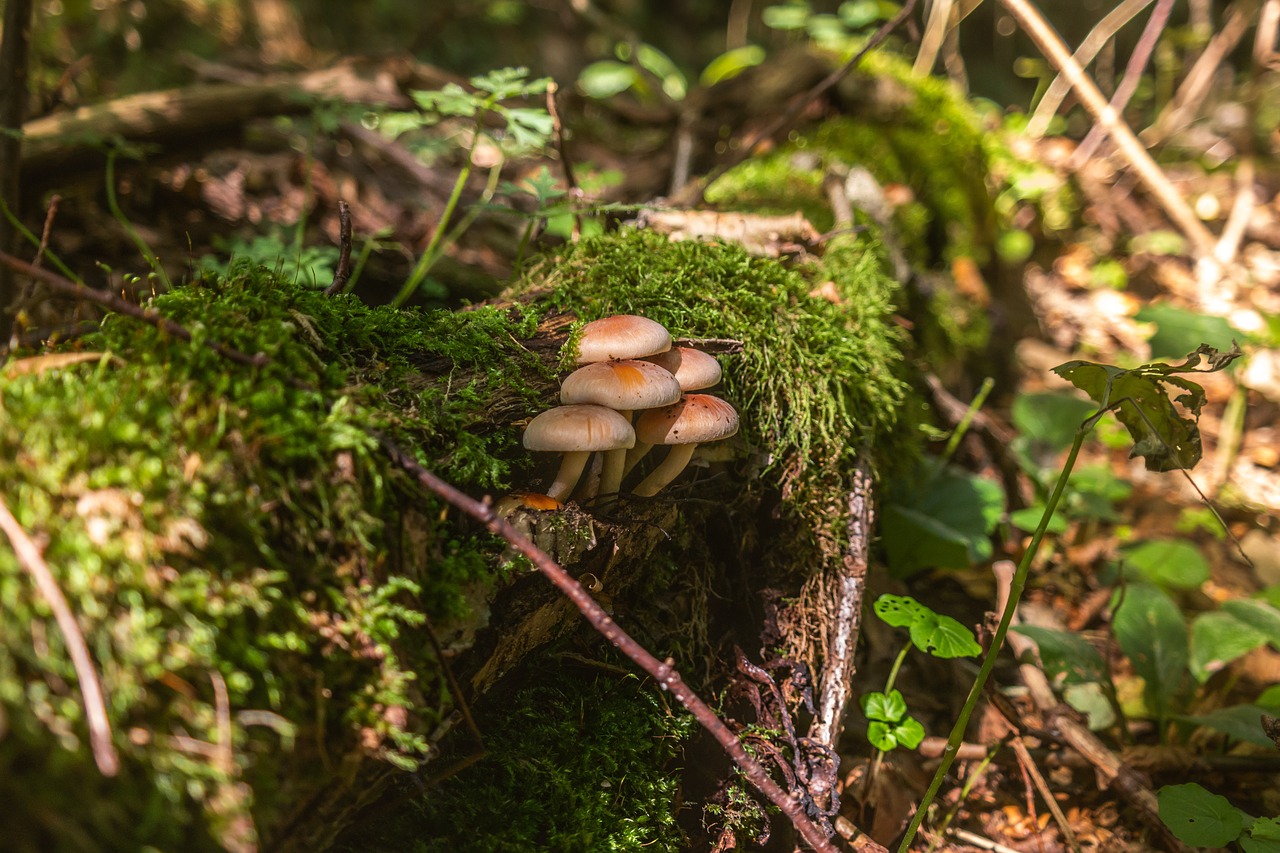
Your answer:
[578,40,765,103]
[379,67,552,307]
[1158,784,1280,851]
[862,595,980,755]
[897,342,1243,851]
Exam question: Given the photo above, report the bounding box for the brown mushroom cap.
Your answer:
[524,405,636,452]
[571,315,672,364]
[643,347,723,391]
[560,360,682,411]
[634,394,739,446]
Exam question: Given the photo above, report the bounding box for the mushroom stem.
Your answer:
[621,442,654,478]
[598,449,628,500]
[632,444,698,497]
[546,451,590,502]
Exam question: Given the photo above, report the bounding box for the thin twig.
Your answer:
[378,435,865,853]
[999,0,1219,260]
[1142,0,1256,146]
[1070,0,1175,166]
[0,250,270,369]
[0,494,119,776]
[324,200,353,296]
[545,82,581,241]
[670,0,919,207]
[1026,0,1153,137]
[34,193,60,270]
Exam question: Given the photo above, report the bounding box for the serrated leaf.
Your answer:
[1191,612,1268,682]
[1013,625,1106,684]
[1112,584,1188,720]
[1157,783,1246,846]
[1052,344,1242,471]
[1121,538,1210,589]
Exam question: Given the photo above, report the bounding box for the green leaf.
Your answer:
[1013,625,1106,684]
[861,689,908,723]
[635,44,686,100]
[838,0,889,28]
[1009,505,1068,535]
[1251,817,1280,842]
[1112,583,1188,719]
[501,107,554,150]
[1136,303,1240,360]
[1157,783,1246,847]
[874,594,928,629]
[414,83,477,117]
[882,464,1004,576]
[1177,704,1280,747]
[1011,392,1097,451]
[762,3,812,30]
[1222,599,1280,646]
[699,45,767,87]
[1191,612,1268,682]
[1063,682,1116,729]
[1121,538,1210,589]
[1052,344,1242,471]
[867,715,925,751]
[909,611,981,659]
[578,61,638,99]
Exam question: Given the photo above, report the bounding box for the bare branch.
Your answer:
[0,494,119,776]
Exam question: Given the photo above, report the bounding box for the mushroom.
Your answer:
[626,347,723,476]
[559,359,682,499]
[522,405,635,502]
[631,394,740,497]
[570,315,672,364]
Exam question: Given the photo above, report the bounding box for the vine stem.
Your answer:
[378,436,858,853]
[897,425,1088,851]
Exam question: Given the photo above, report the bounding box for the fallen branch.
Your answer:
[378,436,870,853]
[0,493,119,776]
[0,250,269,370]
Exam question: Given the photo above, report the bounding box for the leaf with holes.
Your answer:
[1052,343,1242,471]
[1158,783,1246,847]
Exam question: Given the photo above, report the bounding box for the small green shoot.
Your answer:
[383,67,551,307]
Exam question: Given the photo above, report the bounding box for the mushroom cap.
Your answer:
[571,315,672,364]
[523,405,636,452]
[644,347,723,391]
[635,394,739,446]
[560,360,682,410]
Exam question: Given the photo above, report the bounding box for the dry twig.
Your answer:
[324,200,353,296]
[0,494,120,776]
[999,0,1219,260]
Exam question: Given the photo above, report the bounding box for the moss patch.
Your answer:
[337,650,695,852]
[0,263,552,849]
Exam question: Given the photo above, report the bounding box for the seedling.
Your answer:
[860,595,979,788]
[381,67,552,307]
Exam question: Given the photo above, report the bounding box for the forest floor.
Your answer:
[6,39,1280,853]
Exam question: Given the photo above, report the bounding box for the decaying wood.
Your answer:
[19,60,453,177]
[808,462,875,749]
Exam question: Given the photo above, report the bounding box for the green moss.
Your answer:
[341,651,695,852]
[0,262,552,849]
[518,227,913,544]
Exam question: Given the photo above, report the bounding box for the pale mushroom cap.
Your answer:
[523,405,636,452]
[572,315,672,364]
[644,347,723,391]
[634,394,739,445]
[560,360,682,410]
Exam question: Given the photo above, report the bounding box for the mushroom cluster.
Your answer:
[522,315,739,504]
